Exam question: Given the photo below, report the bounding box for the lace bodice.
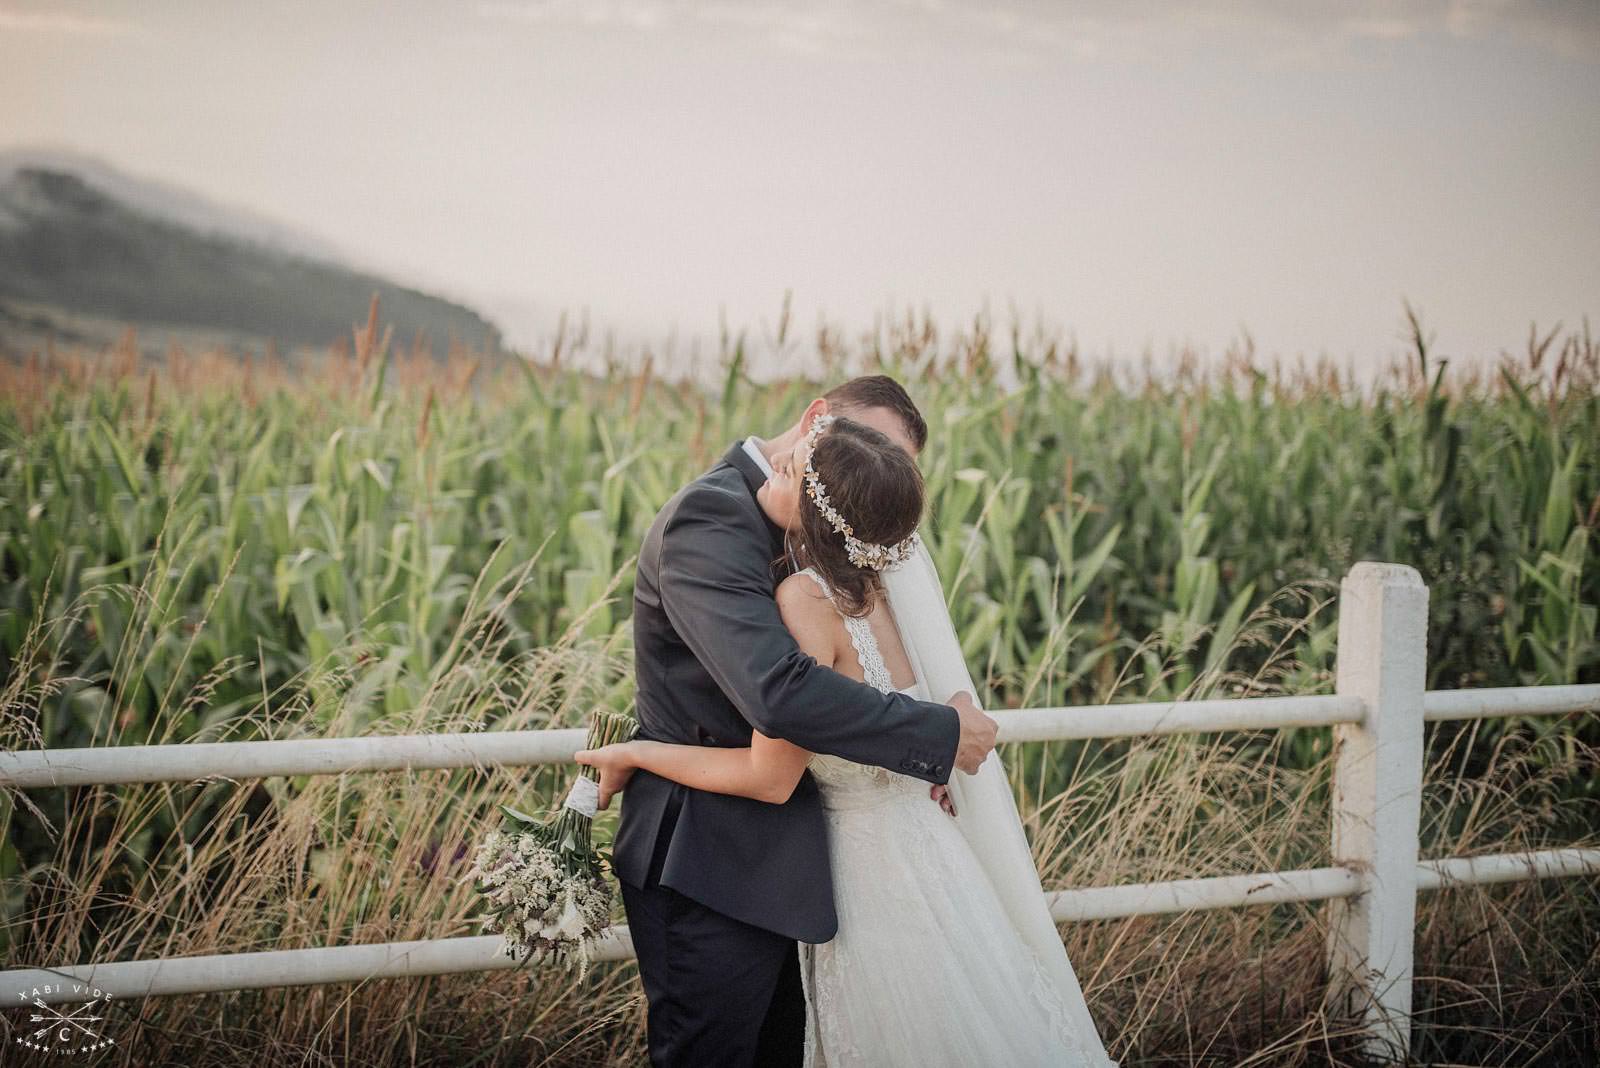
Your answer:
[793,568,930,809]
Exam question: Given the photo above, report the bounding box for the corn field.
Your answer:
[1,306,1597,1065]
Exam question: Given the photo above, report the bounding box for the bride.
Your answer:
[578,413,1115,1067]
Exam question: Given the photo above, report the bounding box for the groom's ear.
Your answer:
[800,396,830,433]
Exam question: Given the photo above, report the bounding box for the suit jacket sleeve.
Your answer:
[656,481,961,785]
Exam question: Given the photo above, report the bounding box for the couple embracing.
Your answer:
[576,376,1115,1067]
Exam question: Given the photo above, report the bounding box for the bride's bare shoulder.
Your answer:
[775,572,841,664]
[777,569,830,602]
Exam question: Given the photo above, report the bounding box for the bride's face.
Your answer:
[756,437,810,531]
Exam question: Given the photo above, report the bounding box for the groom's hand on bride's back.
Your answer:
[950,690,997,775]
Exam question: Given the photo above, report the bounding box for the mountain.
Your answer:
[0,148,348,262]
[0,154,502,356]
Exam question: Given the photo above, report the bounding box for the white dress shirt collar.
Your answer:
[742,435,774,479]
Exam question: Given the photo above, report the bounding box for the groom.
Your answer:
[609,374,997,1068]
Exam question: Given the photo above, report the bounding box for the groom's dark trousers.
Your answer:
[621,787,806,1067]
[615,441,961,1068]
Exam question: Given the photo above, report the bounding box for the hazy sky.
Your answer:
[3,1,1598,378]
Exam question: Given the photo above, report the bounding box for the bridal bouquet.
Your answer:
[468,710,636,976]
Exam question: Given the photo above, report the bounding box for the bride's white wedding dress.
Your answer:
[794,562,1115,1068]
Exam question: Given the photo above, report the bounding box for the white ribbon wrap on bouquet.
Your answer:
[563,775,600,819]
[884,538,1116,1065]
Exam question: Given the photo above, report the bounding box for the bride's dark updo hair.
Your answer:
[786,417,924,618]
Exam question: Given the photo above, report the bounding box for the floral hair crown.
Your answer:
[802,413,920,572]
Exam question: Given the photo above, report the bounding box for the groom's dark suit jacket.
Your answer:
[613,440,961,944]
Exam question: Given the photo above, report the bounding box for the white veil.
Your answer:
[883,538,1115,1063]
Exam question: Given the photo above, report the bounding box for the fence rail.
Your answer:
[9,848,1599,1008]
[3,562,1598,1063]
[7,686,1594,790]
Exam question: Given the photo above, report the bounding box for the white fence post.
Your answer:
[1327,562,1429,1062]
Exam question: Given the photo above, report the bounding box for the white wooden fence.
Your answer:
[2,561,1598,1063]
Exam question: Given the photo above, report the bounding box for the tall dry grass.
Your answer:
[3,529,1595,1066]
[3,543,653,1065]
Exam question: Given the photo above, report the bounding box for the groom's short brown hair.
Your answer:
[823,375,928,452]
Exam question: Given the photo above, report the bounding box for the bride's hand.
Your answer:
[930,784,957,818]
[573,743,638,810]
